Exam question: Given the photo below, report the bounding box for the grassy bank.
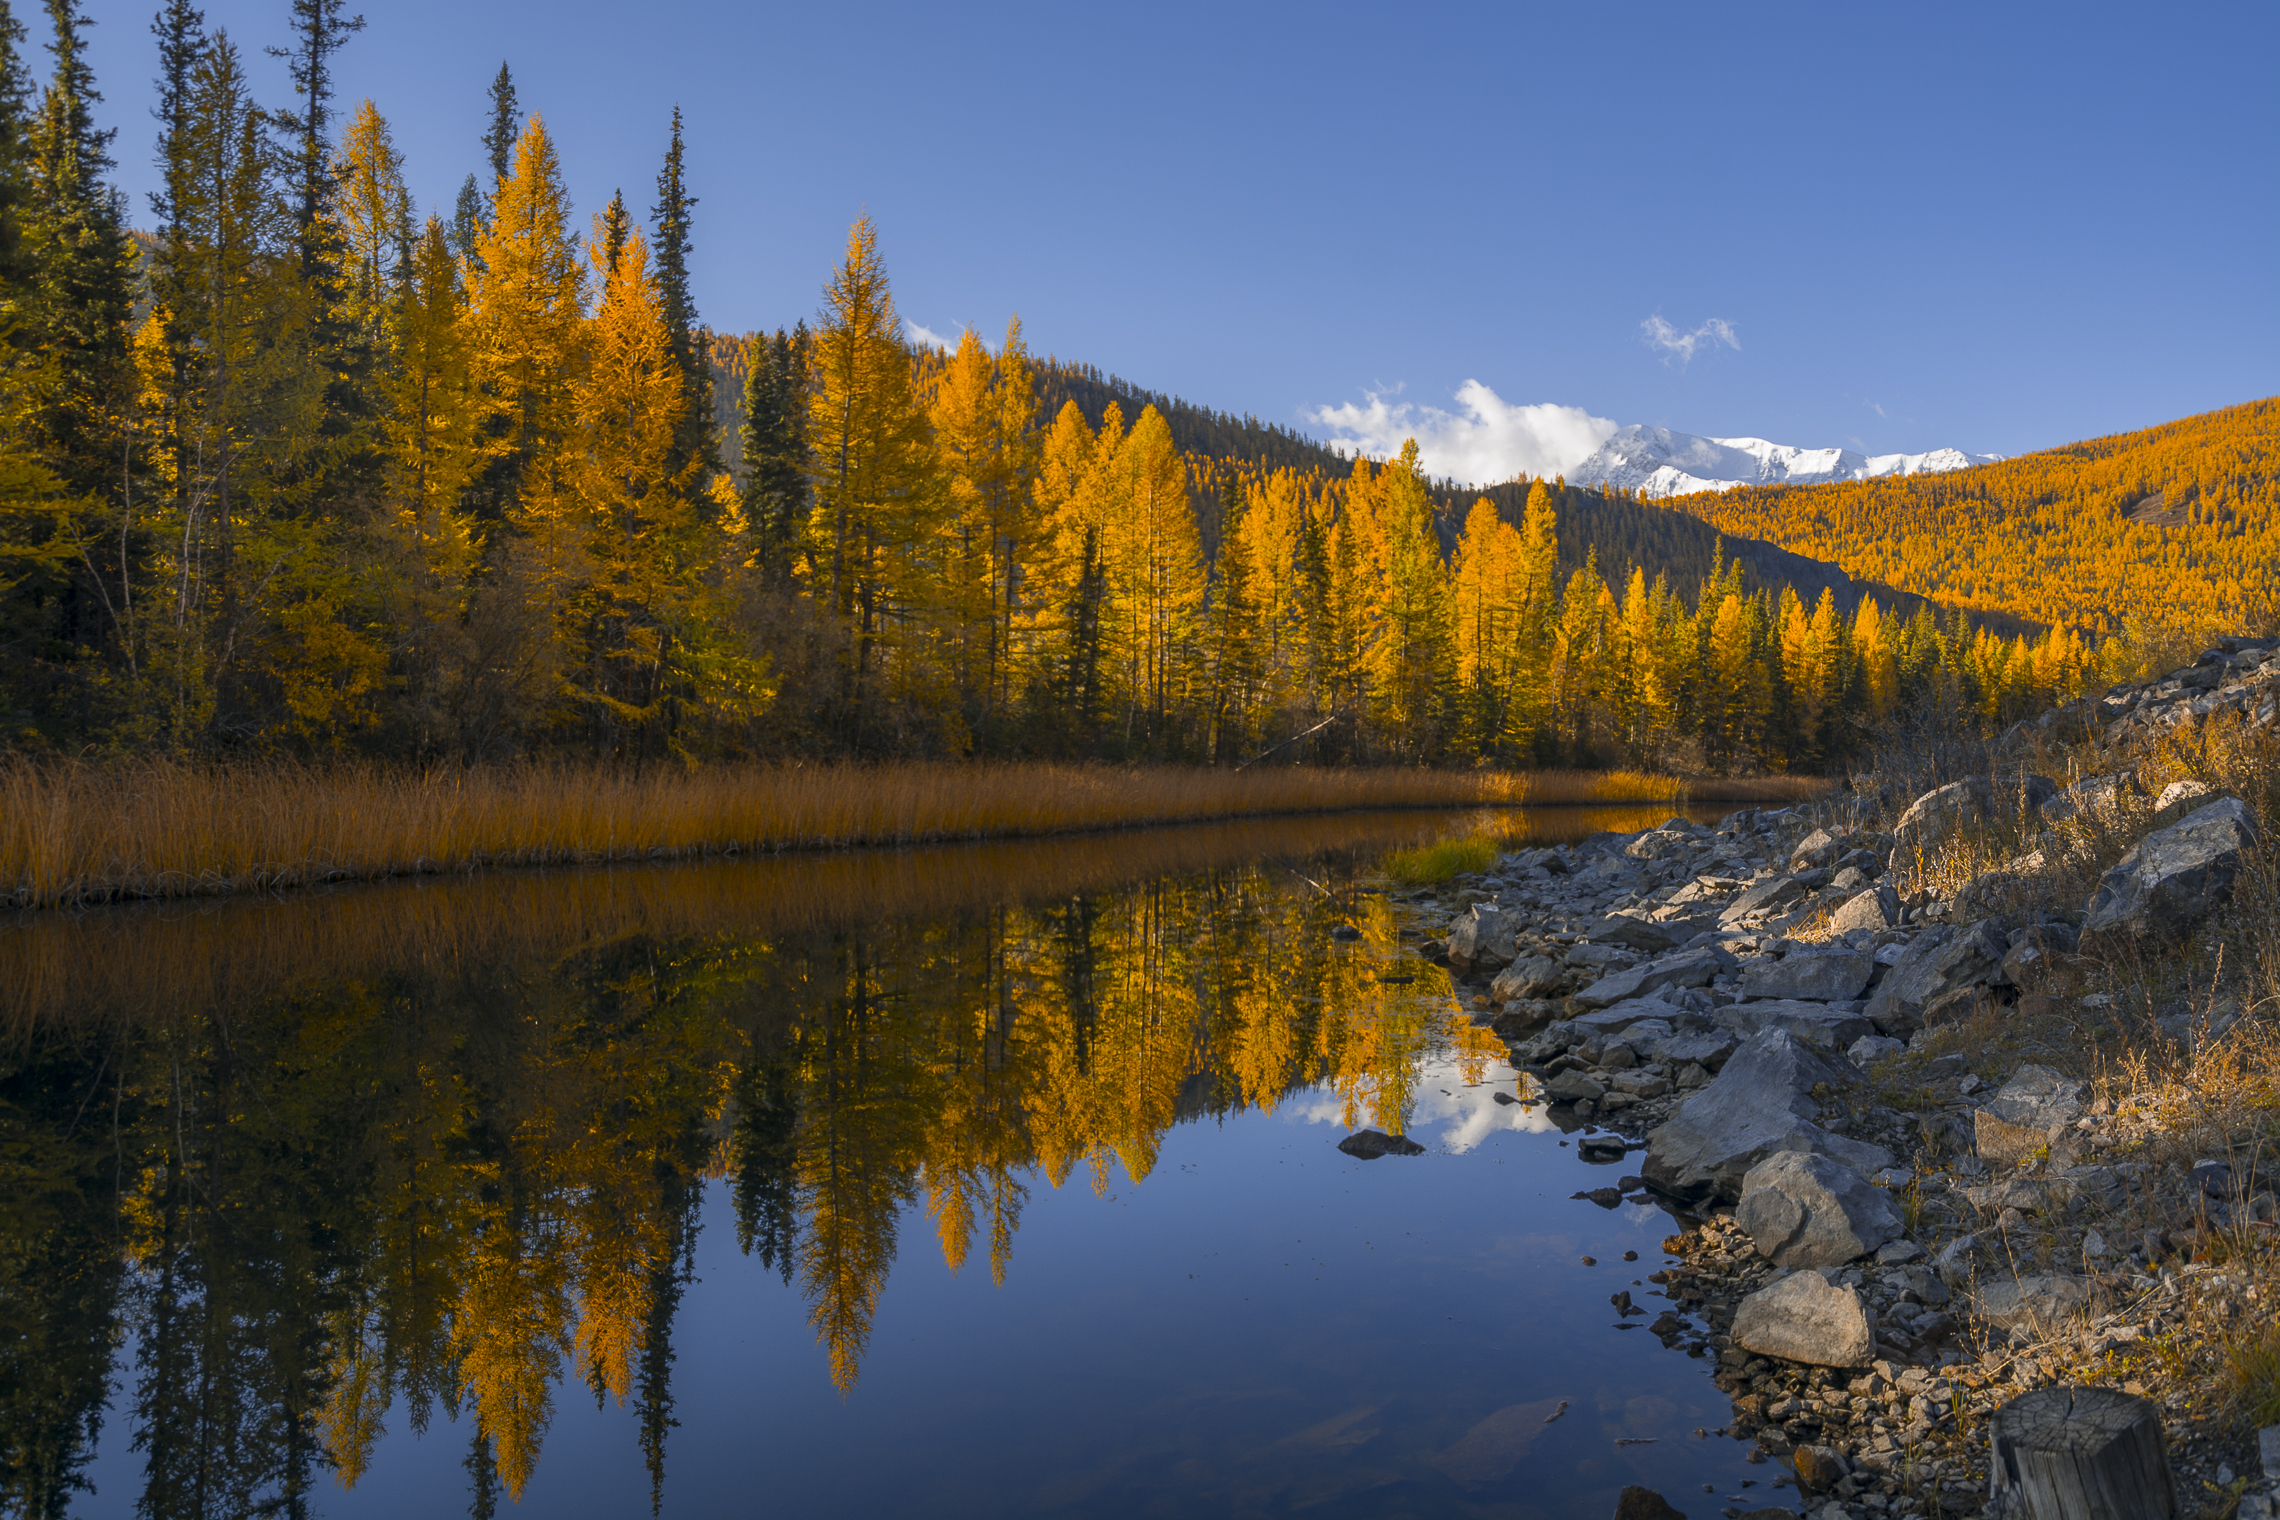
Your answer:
[0,758,1831,911]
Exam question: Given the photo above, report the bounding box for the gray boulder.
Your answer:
[2150,779,2217,829]
[1738,948,1874,1002]
[2039,771,2139,823]
[1730,1270,1878,1367]
[1789,827,1849,870]
[1719,875,1811,927]
[1892,777,1994,849]
[1999,924,2078,986]
[1864,920,2007,1029]
[1571,996,1684,1035]
[1972,1273,2092,1333]
[1641,1027,1892,1200]
[1587,914,1691,954]
[1544,1070,1607,1104]
[1575,944,1737,1008]
[1719,1000,1875,1051]
[1847,1034,1907,1064]
[1974,1065,2088,1164]
[1829,883,1902,933]
[1648,1027,1739,1070]
[1446,904,1520,971]
[1734,1151,1904,1267]
[2083,797,2260,941]
[1490,954,1565,1001]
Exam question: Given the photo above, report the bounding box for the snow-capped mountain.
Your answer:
[1568,424,1999,498]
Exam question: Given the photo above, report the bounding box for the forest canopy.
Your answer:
[0,3,2227,775]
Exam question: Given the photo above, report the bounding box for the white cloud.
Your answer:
[905,320,957,353]
[1308,380,1618,487]
[1640,314,1740,365]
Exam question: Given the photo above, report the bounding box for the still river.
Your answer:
[2,807,1798,1518]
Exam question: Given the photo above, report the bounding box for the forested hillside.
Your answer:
[0,2,2163,776]
[1666,400,2280,637]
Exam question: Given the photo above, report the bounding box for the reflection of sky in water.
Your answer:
[46,810,1775,1520]
[1285,1051,1562,1149]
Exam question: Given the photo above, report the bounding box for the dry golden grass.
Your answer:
[0,759,1823,911]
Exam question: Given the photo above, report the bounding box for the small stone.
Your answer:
[1792,1444,1850,1492]
[1874,1239,1925,1266]
[2260,1423,2280,1481]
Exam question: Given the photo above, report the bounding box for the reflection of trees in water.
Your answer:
[0,856,1502,1515]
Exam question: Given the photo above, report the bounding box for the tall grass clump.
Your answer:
[1382,835,1501,886]
[0,758,1830,912]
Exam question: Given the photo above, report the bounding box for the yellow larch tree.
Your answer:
[466,113,588,611]
[806,216,939,732]
[1101,405,1204,750]
[334,99,410,341]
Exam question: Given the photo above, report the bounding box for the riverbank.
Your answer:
[0,757,1830,911]
[1405,634,2280,1518]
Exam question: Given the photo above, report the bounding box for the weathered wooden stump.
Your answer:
[1988,1386,2176,1520]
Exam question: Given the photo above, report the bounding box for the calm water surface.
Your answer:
[2,808,1786,1519]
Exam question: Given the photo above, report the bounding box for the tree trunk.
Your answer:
[1988,1386,2176,1520]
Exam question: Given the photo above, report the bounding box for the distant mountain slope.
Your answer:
[1570,423,1998,498]
[1661,399,2280,636]
[705,335,2028,630]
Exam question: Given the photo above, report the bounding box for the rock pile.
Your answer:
[1400,637,2280,1519]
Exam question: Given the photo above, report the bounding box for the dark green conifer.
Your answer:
[481,62,516,187]
[651,106,715,500]
[739,324,810,582]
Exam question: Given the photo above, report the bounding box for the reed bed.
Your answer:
[0,757,1827,911]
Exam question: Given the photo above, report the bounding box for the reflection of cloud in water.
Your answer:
[1289,1053,1558,1151]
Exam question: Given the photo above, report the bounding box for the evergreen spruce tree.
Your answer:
[650,106,715,506]
[449,171,482,265]
[482,61,517,187]
[267,0,362,285]
[738,323,809,583]
[26,0,131,495]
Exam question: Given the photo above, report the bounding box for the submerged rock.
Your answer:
[1338,1129,1425,1160]
[1610,1487,1689,1520]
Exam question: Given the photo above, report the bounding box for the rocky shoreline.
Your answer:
[1402,636,2280,1519]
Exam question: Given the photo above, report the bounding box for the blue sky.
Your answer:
[80,0,2279,481]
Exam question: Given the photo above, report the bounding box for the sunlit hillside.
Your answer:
[1660,399,2280,637]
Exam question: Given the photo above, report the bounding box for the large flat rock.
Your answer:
[1738,949,1874,1003]
[1575,945,1737,1008]
[1718,1000,1876,1051]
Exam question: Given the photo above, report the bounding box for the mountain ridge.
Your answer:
[1569,423,2000,498]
